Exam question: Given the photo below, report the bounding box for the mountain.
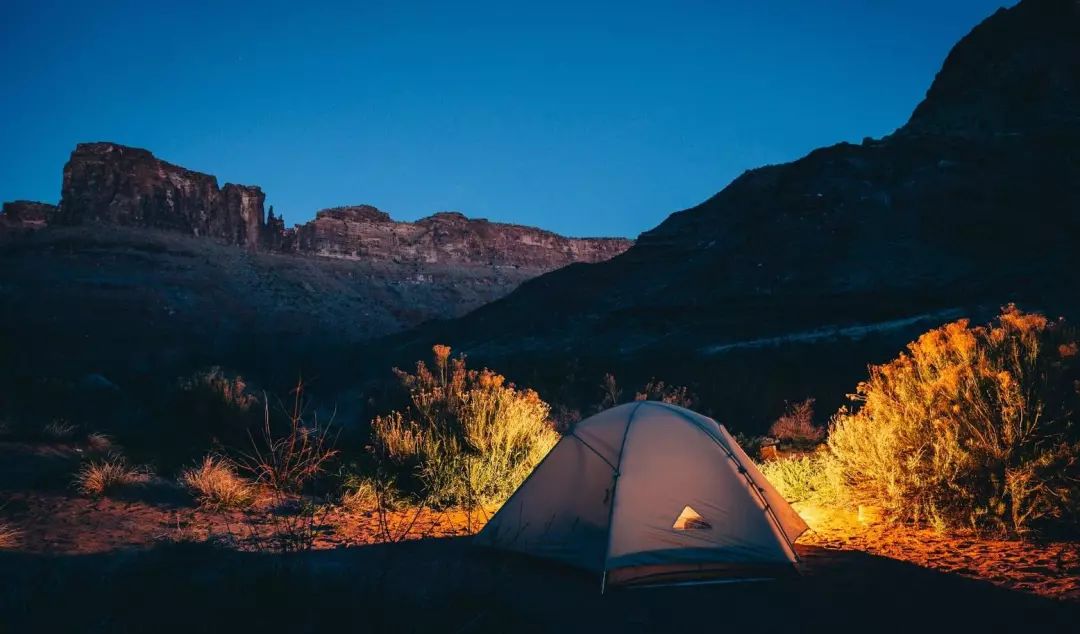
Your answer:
[0,144,630,391]
[379,0,1080,429]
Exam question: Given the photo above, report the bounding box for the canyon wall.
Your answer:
[56,143,265,247]
[20,142,632,269]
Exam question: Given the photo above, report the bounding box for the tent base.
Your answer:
[605,562,800,589]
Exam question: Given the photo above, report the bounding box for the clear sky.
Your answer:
[1,0,1012,238]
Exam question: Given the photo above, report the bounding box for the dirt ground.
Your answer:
[2,440,1079,632]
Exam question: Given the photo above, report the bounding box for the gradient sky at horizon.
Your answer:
[1,0,1013,238]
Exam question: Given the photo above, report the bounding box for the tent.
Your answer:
[474,401,808,590]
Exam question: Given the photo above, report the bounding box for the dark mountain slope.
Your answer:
[378,0,1080,429]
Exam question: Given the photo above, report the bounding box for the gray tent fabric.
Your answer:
[474,401,808,589]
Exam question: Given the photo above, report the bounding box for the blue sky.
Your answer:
[0,0,1012,238]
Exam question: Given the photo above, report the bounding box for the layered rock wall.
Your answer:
[292,206,631,267]
[42,143,632,269]
[0,200,56,230]
[56,142,265,247]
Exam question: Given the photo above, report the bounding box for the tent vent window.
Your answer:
[672,505,711,530]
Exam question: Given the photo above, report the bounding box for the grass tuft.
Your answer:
[180,456,255,509]
[74,458,150,497]
[0,520,19,549]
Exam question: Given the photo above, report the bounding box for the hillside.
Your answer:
[378,0,1080,429]
[0,144,630,392]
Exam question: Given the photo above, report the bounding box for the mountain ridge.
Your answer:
[373,0,1080,428]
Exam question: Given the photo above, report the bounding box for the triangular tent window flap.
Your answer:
[672,505,711,530]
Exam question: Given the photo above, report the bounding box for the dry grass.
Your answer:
[371,345,558,508]
[0,520,19,549]
[74,459,150,497]
[42,419,78,441]
[340,475,380,513]
[180,456,256,509]
[236,381,338,495]
[84,432,116,455]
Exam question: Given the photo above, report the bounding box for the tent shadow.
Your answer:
[0,536,1076,633]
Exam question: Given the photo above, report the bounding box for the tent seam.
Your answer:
[568,432,619,473]
[599,401,645,592]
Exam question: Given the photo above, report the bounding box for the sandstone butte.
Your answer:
[2,141,633,271]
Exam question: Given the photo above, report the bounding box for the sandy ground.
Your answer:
[2,439,1080,632]
[794,503,1080,601]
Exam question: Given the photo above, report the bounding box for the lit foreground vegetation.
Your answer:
[761,306,1080,536]
[369,345,558,508]
[7,306,1079,563]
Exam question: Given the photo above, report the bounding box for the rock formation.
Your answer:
[292,205,630,267]
[56,142,265,247]
[0,200,55,231]
[39,142,632,269]
[384,0,1080,429]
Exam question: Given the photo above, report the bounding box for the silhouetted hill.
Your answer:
[378,0,1080,430]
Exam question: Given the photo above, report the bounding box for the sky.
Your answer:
[0,0,1013,238]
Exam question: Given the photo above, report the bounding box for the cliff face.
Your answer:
[47,143,631,269]
[0,201,56,230]
[293,206,631,267]
[56,143,266,247]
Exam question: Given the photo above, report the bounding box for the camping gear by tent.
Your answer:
[475,401,808,590]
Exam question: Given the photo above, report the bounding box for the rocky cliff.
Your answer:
[292,205,630,267]
[0,200,56,231]
[57,142,266,247]
[44,142,631,269]
[381,0,1080,429]
[0,142,630,390]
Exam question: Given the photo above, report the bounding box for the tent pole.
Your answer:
[598,402,644,596]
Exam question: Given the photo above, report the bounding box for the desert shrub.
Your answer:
[758,452,843,506]
[597,373,623,410]
[370,345,558,508]
[180,455,255,509]
[549,404,582,433]
[75,458,150,497]
[236,380,338,495]
[769,398,825,447]
[634,378,698,409]
[828,306,1080,535]
[172,367,261,446]
[179,366,258,412]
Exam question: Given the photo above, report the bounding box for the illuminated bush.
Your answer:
[370,345,558,508]
[828,306,1080,534]
[758,451,843,506]
[768,398,825,447]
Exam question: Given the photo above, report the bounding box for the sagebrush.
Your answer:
[828,306,1080,535]
[370,345,558,508]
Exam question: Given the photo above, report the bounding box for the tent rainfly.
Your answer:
[474,401,809,590]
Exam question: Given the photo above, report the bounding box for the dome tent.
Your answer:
[474,401,808,590]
